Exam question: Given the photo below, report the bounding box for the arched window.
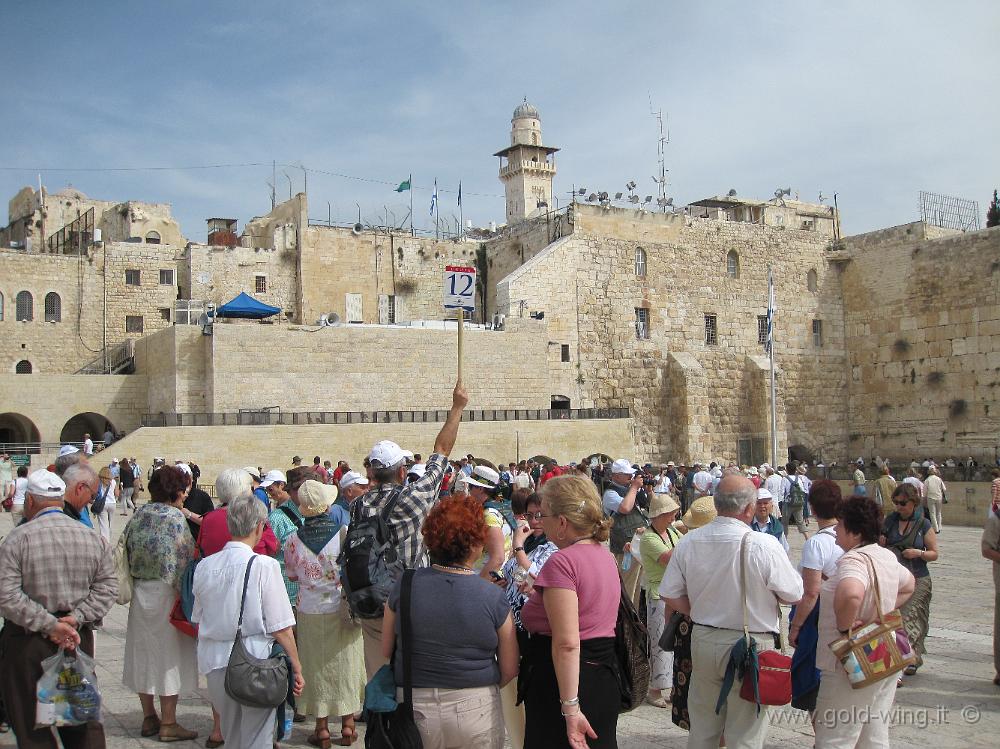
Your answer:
[145,230,161,244]
[15,291,33,321]
[44,292,61,322]
[807,268,818,292]
[15,360,32,374]
[726,250,740,279]
[634,247,647,277]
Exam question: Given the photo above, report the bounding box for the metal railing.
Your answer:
[74,339,135,374]
[0,440,107,456]
[140,407,630,428]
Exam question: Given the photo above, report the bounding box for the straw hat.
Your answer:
[649,493,680,517]
[298,480,338,518]
[682,496,717,529]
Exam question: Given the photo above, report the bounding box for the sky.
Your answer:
[2,1,998,239]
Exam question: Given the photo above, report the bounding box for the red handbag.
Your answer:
[740,648,792,706]
[169,596,198,638]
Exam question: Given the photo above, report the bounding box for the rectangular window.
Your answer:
[705,314,718,345]
[813,319,823,348]
[159,307,171,322]
[159,269,174,285]
[757,315,768,346]
[387,295,396,325]
[254,275,267,294]
[125,315,144,334]
[345,293,363,323]
[634,308,650,339]
[561,344,570,362]
[125,269,140,286]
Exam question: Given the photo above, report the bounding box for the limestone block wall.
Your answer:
[102,242,180,343]
[184,243,297,318]
[98,416,635,489]
[134,325,209,414]
[840,224,1000,462]
[0,373,147,443]
[498,204,849,464]
[202,317,550,414]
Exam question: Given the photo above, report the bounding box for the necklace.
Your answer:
[431,563,475,574]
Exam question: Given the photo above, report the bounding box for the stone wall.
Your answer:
[89,416,635,488]
[133,325,209,414]
[497,203,849,465]
[184,242,297,318]
[202,317,550,413]
[839,223,1000,463]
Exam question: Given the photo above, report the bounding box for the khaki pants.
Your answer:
[613,552,643,608]
[499,678,524,749]
[813,667,896,748]
[360,615,388,681]
[401,685,504,749]
[688,624,773,749]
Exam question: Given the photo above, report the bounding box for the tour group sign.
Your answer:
[443,265,476,379]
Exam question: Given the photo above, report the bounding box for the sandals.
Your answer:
[903,665,919,676]
[338,725,358,746]
[307,732,332,749]
[141,715,162,738]
[206,739,225,748]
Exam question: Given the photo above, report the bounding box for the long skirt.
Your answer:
[297,610,366,719]
[521,635,619,749]
[646,597,674,691]
[670,615,694,730]
[123,578,198,696]
[901,575,932,663]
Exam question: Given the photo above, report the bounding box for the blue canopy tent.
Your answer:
[215,292,281,319]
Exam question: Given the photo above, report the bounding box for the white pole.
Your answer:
[768,265,778,466]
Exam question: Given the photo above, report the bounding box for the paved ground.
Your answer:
[1,513,998,748]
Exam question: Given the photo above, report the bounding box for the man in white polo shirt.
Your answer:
[661,474,802,749]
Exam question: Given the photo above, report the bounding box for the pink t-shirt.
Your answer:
[520,542,620,639]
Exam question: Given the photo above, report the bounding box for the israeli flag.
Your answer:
[430,179,438,216]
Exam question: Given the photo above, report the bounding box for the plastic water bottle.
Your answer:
[282,712,293,739]
[621,552,632,572]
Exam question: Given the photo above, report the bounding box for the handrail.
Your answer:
[140,407,630,428]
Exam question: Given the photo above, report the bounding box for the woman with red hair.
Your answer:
[382,493,518,749]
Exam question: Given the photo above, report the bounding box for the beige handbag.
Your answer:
[114,527,133,605]
[828,551,916,689]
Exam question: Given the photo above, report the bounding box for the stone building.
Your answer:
[1,100,998,472]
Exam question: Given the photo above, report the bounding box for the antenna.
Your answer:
[649,96,670,212]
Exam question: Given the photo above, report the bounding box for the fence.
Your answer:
[141,407,630,428]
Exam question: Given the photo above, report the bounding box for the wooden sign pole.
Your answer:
[457,309,464,381]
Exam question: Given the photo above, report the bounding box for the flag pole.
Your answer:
[459,181,464,240]
[435,182,440,241]
[768,265,778,467]
[409,174,414,236]
[457,308,464,381]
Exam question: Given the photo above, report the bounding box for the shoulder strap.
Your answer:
[740,533,750,641]
[854,549,886,632]
[400,568,416,705]
[237,555,256,634]
[278,504,303,528]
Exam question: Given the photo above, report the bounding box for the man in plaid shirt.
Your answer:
[354,379,468,677]
[0,469,116,748]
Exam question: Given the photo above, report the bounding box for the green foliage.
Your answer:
[987,189,1000,228]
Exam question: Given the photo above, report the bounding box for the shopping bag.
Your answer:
[35,647,102,728]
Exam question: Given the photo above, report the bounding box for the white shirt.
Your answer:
[798,526,842,578]
[83,438,93,455]
[192,542,296,675]
[12,477,27,507]
[602,486,629,515]
[98,479,117,506]
[660,517,803,632]
[654,475,672,494]
[692,470,712,494]
[924,474,945,501]
[764,474,786,502]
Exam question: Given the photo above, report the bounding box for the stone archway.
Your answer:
[60,412,115,444]
[787,443,817,465]
[0,412,41,447]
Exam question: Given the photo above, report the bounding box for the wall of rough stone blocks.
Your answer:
[0,373,147,443]
[839,223,1000,463]
[102,242,180,343]
[201,317,550,413]
[184,242,297,318]
[497,203,849,464]
[98,416,635,487]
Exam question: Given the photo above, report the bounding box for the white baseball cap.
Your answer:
[27,469,66,498]
[610,459,636,476]
[338,470,369,490]
[260,469,287,488]
[368,440,414,469]
[464,465,499,489]
[406,463,427,480]
[58,444,80,456]
[756,487,773,501]
[176,463,193,477]
[242,466,261,481]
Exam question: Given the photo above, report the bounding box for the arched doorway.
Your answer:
[60,413,115,444]
[787,443,817,466]
[0,412,41,448]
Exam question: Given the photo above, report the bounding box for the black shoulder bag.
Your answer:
[365,568,422,749]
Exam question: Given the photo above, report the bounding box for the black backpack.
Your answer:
[340,486,406,619]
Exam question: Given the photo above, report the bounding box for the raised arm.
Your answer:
[432,381,469,457]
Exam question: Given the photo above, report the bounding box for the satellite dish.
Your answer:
[578,187,587,195]
[629,195,640,204]
[615,192,623,200]
[727,189,737,197]
[598,192,608,201]
[587,193,597,202]
[644,195,653,203]
[352,222,364,235]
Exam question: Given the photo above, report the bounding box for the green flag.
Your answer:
[395,178,411,192]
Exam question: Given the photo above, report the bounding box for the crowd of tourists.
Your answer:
[0,404,998,749]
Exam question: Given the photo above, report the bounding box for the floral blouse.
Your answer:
[283,532,344,615]
[125,502,196,591]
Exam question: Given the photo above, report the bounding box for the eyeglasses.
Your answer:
[528,511,558,520]
[891,500,911,506]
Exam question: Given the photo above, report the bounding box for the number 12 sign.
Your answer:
[443,265,476,312]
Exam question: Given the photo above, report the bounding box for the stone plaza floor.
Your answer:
[1,514,997,748]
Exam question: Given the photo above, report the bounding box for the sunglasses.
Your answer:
[891,499,911,506]
[527,511,558,520]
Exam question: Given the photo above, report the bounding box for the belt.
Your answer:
[694,622,775,636]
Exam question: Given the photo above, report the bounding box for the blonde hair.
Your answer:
[540,474,611,543]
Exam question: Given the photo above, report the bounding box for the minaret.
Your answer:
[494,98,559,224]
